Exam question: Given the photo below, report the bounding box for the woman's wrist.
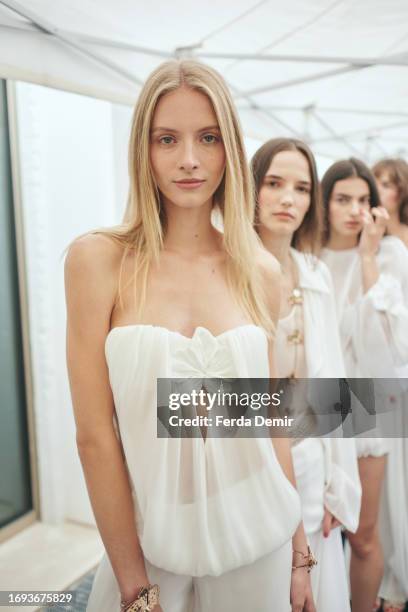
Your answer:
[292,546,317,573]
[360,252,376,262]
[120,581,151,605]
[120,584,160,611]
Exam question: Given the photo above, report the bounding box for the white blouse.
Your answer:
[105,324,301,577]
[275,249,362,534]
[321,236,408,379]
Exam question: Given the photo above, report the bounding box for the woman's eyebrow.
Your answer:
[151,126,180,133]
[198,125,221,131]
[151,125,220,133]
[264,174,311,185]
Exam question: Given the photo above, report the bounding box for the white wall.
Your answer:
[14,81,132,525]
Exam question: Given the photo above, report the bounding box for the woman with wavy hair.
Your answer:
[320,158,408,612]
[251,137,361,612]
[372,157,408,611]
[373,158,408,247]
[65,60,315,612]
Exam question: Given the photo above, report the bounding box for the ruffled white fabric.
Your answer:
[321,237,408,380]
[321,237,408,458]
[104,324,301,577]
[276,251,361,611]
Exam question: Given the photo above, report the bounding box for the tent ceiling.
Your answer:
[1,0,408,163]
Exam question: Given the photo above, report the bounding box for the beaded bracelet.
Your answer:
[292,546,317,573]
[120,584,160,612]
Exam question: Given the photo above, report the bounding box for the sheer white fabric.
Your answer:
[321,237,408,457]
[86,324,302,611]
[321,237,408,380]
[88,540,293,612]
[276,250,361,612]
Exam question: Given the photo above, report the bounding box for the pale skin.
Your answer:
[326,176,388,612]
[375,173,406,612]
[375,170,408,247]
[65,87,311,611]
[257,149,346,599]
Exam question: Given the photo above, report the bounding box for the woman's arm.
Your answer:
[259,249,316,612]
[358,206,388,293]
[65,235,151,605]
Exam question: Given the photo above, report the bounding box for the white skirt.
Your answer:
[86,541,293,612]
[308,528,350,612]
[292,439,351,611]
[379,411,408,601]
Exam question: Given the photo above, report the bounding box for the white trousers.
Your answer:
[86,541,292,612]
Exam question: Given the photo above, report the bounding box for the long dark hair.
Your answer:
[372,158,408,225]
[251,137,323,254]
[321,157,380,244]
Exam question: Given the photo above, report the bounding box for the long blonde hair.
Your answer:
[94,59,275,336]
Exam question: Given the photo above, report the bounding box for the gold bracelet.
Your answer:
[120,584,160,612]
[292,546,317,573]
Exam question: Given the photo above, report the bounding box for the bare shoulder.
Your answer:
[255,246,282,322]
[255,245,282,284]
[65,233,124,333]
[65,233,122,276]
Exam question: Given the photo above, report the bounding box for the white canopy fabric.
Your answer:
[1,0,408,164]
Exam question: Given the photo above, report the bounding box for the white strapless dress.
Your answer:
[86,324,301,612]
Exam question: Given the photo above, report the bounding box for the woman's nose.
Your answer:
[281,188,295,207]
[178,141,199,171]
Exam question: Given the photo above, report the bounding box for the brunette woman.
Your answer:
[252,138,361,612]
[320,158,408,612]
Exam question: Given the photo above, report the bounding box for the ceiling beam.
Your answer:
[0,20,171,57]
[312,119,408,143]
[311,111,365,158]
[235,66,359,97]
[235,104,408,118]
[197,50,408,68]
[0,0,144,86]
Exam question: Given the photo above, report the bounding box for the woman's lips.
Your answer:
[174,179,205,190]
[273,212,295,220]
[344,221,361,228]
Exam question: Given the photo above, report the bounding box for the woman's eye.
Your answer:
[202,134,219,144]
[268,181,279,188]
[159,135,175,145]
[298,186,310,194]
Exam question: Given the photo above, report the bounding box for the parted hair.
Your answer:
[321,157,380,244]
[90,60,276,336]
[251,137,323,254]
[372,158,408,225]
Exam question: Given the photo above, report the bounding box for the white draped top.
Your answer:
[321,236,408,379]
[275,250,362,534]
[105,323,301,577]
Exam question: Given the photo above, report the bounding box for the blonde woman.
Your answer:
[252,138,361,612]
[320,158,408,612]
[64,61,316,612]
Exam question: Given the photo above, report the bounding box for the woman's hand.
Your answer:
[358,206,389,257]
[322,507,341,538]
[290,566,316,612]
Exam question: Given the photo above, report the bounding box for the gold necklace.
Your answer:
[285,257,303,379]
